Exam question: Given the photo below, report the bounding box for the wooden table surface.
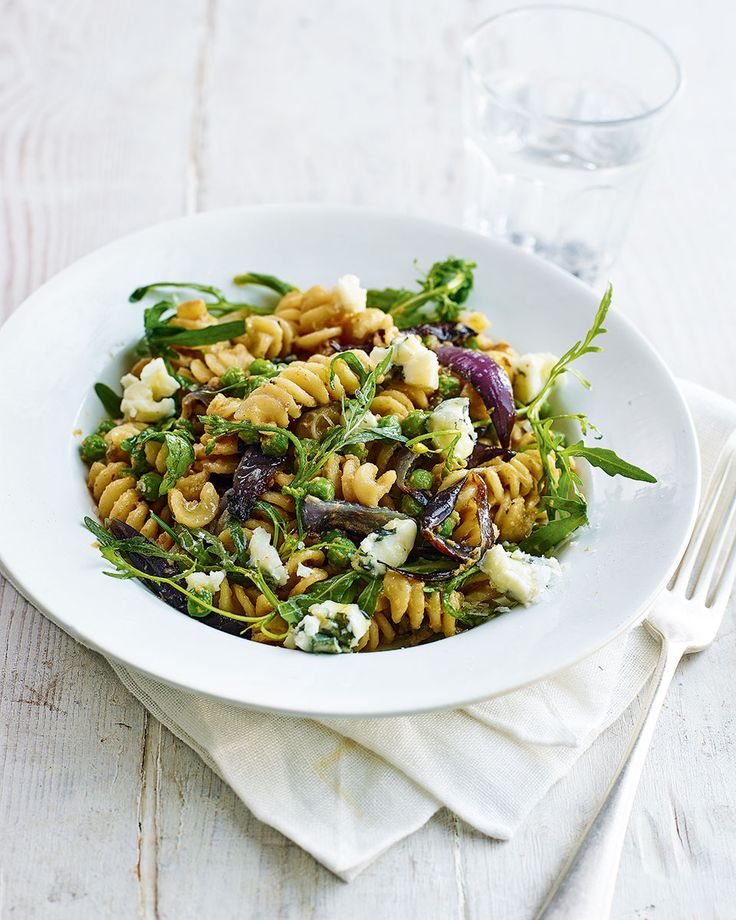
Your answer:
[1,2,734,918]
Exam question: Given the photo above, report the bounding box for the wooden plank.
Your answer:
[0,586,145,916]
[199,0,406,211]
[0,1,203,916]
[155,728,461,919]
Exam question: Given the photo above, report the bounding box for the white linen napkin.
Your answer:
[109,381,736,880]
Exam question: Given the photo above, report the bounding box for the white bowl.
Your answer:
[0,206,700,716]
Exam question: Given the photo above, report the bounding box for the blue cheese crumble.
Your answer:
[428,396,477,461]
[352,518,417,576]
[248,527,288,586]
[480,545,561,605]
[511,352,559,404]
[333,274,366,313]
[120,357,180,422]
[185,571,225,594]
[370,334,439,391]
[285,601,370,654]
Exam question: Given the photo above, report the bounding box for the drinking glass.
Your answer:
[463,6,682,282]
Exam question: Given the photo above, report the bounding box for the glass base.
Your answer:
[469,220,610,286]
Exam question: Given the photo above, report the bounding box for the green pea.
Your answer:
[220,366,248,390]
[187,588,213,618]
[249,358,279,378]
[243,374,269,395]
[437,518,454,538]
[138,471,163,501]
[378,414,400,430]
[327,538,358,569]
[408,468,433,491]
[346,443,368,461]
[96,419,117,435]
[261,431,290,457]
[80,434,107,463]
[401,410,429,440]
[401,495,425,517]
[438,373,462,399]
[306,477,335,501]
[323,529,344,543]
[437,511,459,538]
[238,428,260,446]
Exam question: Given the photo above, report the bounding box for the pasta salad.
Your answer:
[82,259,655,653]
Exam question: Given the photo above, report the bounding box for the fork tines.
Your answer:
[671,431,736,608]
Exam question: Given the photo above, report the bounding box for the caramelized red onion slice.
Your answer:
[385,564,463,584]
[436,345,516,448]
[419,472,495,563]
[393,448,428,505]
[419,477,473,562]
[407,321,476,346]
[109,518,187,611]
[302,496,409,536]
[473,474,494,552]
[108,519,245,636]
[469,443,516,467]
[181,386,218,420]
[228,447,284,522]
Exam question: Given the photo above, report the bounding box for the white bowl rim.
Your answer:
[0,204,700,717]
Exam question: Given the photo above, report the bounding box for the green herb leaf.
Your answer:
[228,521,249,564]
[130,281,229,306]
[131,281,264,318]
[148,320,246,349]
[159,432,196,493]
[233,272,296,296]
[121,428,195,496]
[344,418,406,447]
[541,495,587,517]
[366,288,412,312]
[277,571,363,625]
[368,257,476,329]
[564,443,657,483]
[357,576,384,617]
[520,512,589,555]
[450,601,505,626]
[94,383,122,418]
[252,500,288,548]
[329,350,371,387]
[399,558,459,576]
[515,285,618,553]
[84,515,115,546]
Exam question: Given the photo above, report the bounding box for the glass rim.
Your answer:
[465,4,683,128]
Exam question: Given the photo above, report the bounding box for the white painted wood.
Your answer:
[1,0,735,918]
[0,2,204,916]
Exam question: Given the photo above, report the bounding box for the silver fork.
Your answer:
[536,430,736,920]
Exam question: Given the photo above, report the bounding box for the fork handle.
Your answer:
[535,636,687,920]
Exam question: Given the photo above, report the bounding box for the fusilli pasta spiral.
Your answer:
[237,313,297,360]
[234,350,372,427]
[443,434,545,544]
[371,383,431,420]
[88,461,148,528]
[274,285,397,352]
[370,572,458,647]
[321,454,397,506]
